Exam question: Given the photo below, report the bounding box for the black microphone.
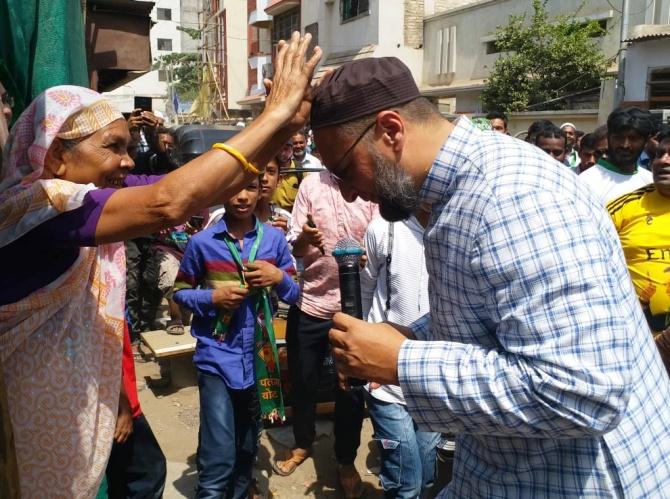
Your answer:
[332,238,366,387]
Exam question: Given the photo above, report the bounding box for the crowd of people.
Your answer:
[2,32,670,499]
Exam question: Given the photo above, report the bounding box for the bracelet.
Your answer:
[211,143,263,175]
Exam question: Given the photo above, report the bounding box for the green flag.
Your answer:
[0,0,89,121]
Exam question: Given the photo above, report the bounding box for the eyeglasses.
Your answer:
[329,121,376,183]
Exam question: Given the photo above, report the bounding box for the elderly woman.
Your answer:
[0,34,320,498]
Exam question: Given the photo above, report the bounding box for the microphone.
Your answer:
[332,238,366,387]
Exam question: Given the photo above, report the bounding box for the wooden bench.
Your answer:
[140,319,289,387]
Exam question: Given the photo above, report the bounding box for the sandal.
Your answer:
[272,448,310,476]
[166,321,185,335]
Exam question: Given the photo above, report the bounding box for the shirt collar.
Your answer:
[419,116,479,204]
[212,214,260,238]
[597,158,638,176]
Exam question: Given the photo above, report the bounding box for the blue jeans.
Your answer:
[196,371,260,499]
[366,394,440,499]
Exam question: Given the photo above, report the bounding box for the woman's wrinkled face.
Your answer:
[46,118,135,188]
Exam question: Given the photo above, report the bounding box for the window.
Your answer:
[485,40,501,54]
[341,0,369,23]
[434,26,456,75]
[272,8,300,44]
[157,8,171,20]
[305,23,319,57]
[157,38,172,51]
[648,67,670,109]
[158,69,168,82]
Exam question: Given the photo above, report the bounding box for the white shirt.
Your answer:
[579,160,653,205]
[295,152,324,170]
[360,215,428,405]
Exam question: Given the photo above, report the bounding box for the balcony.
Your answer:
[265,0,300,16]
[250,0,273,28]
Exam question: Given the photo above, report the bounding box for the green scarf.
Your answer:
[213,221,286,422]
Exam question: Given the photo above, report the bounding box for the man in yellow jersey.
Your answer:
[608,127,670,373]
[272,139,300,211]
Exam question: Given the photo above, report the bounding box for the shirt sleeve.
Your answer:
[123,174,165,187]
[30,188,115,247]
[398,190,631,439]
[273,234,300,305]
[173,237,216,317]
[360,224,382,320]
[606,194,627,232]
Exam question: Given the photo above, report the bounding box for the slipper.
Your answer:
[272,448,310,476]
[166,322,185,335]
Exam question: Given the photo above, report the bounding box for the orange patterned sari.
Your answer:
[0,87,126,498]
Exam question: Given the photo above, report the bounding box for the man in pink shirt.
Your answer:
[273,170,378,498]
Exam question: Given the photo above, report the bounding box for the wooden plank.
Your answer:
[141,318,288,358]
[141,328,196,358]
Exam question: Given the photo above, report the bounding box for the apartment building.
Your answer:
[422,0,648,131]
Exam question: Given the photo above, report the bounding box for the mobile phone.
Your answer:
[189,215,204,229]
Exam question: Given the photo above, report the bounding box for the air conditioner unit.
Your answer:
[650,109,670,126]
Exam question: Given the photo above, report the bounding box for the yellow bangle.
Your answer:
[211,143,263,175]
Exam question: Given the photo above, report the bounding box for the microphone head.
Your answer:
[332,238,364,266]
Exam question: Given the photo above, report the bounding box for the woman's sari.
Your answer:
[0,86,126,497]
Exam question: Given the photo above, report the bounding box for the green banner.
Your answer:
[0,0,89,122]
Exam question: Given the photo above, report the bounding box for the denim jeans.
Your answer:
[366,393,440,499]
[196,371,260,499]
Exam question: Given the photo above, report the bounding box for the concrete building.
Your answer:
[238,0,436,114]
[104,0,184,116]
[422,0,647,133]
[622,1,670,119]
[200,0,248,118]
[237,0,274,115]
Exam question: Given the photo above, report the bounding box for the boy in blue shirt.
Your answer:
[174,176,299,499]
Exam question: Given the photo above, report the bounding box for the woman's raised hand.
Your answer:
[263,32,322,132]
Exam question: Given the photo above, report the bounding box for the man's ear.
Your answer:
[376,110,405,154]
[44,139,68,177]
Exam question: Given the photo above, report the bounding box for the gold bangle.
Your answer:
[211,143,263,175]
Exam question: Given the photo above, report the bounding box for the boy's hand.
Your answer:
[244,261,283,288]
[212,286,249,310]
[114,394,133,444]
[270,215,289,233]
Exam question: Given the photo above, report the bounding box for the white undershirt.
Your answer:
[360,215,429,405]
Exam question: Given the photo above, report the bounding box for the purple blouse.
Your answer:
[0,175,162,305]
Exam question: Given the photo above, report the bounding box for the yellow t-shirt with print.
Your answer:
[608,184,670,330]
[271,160,300,211]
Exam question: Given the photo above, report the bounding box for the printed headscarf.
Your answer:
[0,86,122,247]
[0,85,122,194]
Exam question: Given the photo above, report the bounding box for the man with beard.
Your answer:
[311,57,670,497]
[580,108,654,204]
[292,130,323,170]
[272,170,378,498]
[560,122,580,168]
[607,127,670,375]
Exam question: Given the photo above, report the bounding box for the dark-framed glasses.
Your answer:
[329,121,376,183]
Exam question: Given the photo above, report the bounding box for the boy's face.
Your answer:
[261,159,279,201]
[537,136,567,163]
[225,178,260,220]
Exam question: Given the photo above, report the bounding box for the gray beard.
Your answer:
[370,147,419,222]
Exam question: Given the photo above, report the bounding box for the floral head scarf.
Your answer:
[0,86,122,247]
[0,85,122,194]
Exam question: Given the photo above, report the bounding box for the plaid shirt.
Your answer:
[398,117,670,497]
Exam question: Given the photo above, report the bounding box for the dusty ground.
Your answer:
[134,352,386,499]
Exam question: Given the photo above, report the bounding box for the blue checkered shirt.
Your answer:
[398,117,670,497]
